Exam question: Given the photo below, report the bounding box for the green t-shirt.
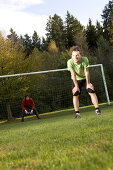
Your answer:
[67,57,89,80]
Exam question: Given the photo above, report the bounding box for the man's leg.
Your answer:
[88,92,101,115]
[88,92,99,108]
[73,95,79,112]
[73,95,80,118]
[33,107,40,119]
[21,110,25,122]
[72,80,81,118]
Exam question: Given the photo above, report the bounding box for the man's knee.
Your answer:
[87,88,95,94]
[73,91,81,96]
[33,108,38,113]
[22,110,25,114]
[33,107,36,112]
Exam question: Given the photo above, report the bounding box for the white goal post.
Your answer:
[0,64,110,105]
[88,64,110,105]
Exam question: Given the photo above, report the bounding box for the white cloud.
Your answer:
[11,0,44,5]
[0,0,48,37]
[0,0,44,10]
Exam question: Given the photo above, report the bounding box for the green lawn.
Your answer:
[0,104,113,170]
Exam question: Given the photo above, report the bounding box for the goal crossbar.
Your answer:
[0,68,68,78]
[0,64,102,78]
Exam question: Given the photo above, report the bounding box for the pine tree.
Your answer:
[7,28,18,44]
[101,1,113,41]
[46,14,66,51]
[41,37,49,51]
[96,21,103,39]
[85,19,97,51]
[32,31,41,51]
[65,11,83,49]
[109,15,113,49]
[23,34,33,58]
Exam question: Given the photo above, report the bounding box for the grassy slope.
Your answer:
[0,104,113,170]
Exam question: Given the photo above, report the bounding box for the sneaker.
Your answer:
[96,109,102,115]
[21,119,24,122]
[36,115,41,119]
[75,113,80,119]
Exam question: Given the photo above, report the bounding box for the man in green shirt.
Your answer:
[67,46,101,118]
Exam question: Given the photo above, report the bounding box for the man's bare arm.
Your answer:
[85,68,94,90]
[71,70,80,93]
[84,68,90,84]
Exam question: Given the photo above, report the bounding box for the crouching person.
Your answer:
[21,95,40,122]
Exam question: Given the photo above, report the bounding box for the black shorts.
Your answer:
[72,79,86,90]
[72,79,95,96]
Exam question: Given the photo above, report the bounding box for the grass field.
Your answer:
[0,104,113,170]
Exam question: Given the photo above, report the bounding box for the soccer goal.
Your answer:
[0,64,110,119]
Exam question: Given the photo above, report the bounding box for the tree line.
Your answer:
[0,1,113,120]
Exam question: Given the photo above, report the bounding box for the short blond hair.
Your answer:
[70,46,83,57]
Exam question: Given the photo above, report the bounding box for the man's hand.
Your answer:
[72,86,80,95]
[31,110,33,114]
[86,83,94,91]
[25,110,28,114]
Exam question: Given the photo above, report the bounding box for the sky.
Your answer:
[0,0,110,38]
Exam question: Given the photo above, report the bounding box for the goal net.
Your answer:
[0,64,110,119]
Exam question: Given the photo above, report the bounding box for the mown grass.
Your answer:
[0,104,113,170]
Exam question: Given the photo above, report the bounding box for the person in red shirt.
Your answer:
[21,95,40,122]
